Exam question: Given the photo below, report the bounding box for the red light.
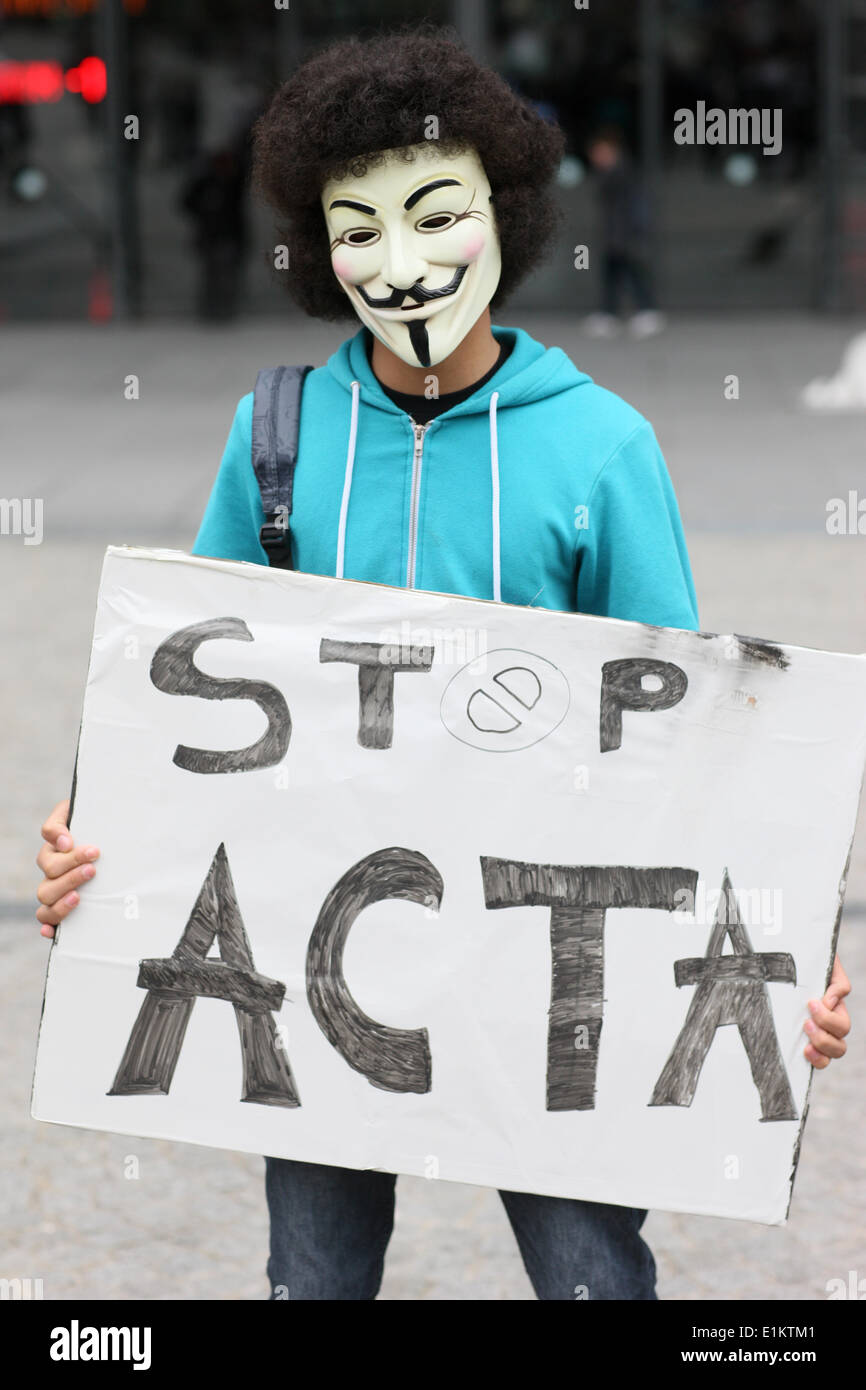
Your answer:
[0,56,105,105]
[0,61,64,104]
[0,64,21,103]
[25,62,63,103]
[0,1,145,13]
[88,267,113,323]
[73,57,106,104]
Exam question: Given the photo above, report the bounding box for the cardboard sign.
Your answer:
[32,547,866,1223]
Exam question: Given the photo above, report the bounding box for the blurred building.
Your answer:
[0,0,862,320]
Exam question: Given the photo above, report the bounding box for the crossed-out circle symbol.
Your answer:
[439,647,571,752]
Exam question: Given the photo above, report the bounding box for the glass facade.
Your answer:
[0,0,860,319]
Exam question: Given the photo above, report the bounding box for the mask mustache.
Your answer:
[357,263,467,309]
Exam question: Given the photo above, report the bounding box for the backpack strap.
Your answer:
[251,364,312,569]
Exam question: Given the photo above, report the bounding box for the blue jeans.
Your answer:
[264,1157,657,1300]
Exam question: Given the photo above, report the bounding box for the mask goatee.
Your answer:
[408,320,431,368]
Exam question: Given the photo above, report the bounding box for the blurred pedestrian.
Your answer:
[584,126,665,339]
[0,47,32,188]
[178,143,249,320]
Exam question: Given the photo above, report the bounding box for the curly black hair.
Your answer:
[250,24,565,319]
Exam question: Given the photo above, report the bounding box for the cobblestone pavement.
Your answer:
[2,315,865,1299]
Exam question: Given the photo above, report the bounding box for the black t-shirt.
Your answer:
[368,335,513,425]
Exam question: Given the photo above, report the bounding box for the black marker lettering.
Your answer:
[110,843,299,1106]
[650,872,797,1120]
[306,847,443,1093]
[320,638,433,749]
[481,859,698,1110]
[599,658,688,752]
[151,617,290,773]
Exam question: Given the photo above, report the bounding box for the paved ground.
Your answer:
[2,313,865,1299]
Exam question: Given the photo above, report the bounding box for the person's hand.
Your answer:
[35,798,100,940]
[803,954,850,1068]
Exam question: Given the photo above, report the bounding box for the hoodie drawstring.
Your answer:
[489,391,501,602]
[335,379,502,601]
[336,379,360,580]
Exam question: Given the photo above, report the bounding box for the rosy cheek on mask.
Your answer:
[331,252,357,282]
[459,230,487,262]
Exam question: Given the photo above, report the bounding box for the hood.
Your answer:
[325,323,591,415]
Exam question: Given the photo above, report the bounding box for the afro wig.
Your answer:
[250,24,565,320]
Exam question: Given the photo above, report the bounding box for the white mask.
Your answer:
[321,145,502,368]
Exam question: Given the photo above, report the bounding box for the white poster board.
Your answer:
[32,546,866,1223]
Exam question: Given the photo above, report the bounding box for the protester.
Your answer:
[34,25,851,1301]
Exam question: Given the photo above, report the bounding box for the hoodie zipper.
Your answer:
[406,420,429,589]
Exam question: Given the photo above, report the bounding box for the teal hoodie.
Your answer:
[192,323,699,630]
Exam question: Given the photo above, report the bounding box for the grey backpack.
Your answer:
[251,364,312,569]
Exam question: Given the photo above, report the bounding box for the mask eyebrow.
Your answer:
[329,198,377,215]
[404,178,462,211]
